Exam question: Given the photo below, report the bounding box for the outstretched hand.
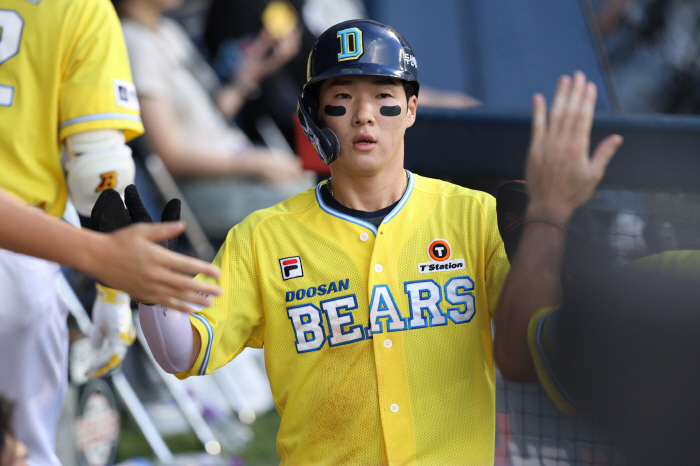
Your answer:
[525,71,624,225]
[88,186,221,313]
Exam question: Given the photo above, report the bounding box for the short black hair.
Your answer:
[403,81,418,101]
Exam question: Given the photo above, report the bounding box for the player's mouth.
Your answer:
[353,134,376,150]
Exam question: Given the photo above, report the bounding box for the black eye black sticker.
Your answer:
[380,105,402,116]
[324,105,346,116]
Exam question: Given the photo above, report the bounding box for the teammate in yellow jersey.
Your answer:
[134,20,620,464]
[0,0,218,463]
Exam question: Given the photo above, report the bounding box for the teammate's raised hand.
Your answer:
[88,186,221,313]
[525,71,624,225]
[88,223,221,313]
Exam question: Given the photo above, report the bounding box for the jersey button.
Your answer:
[374,264,383,273]
[383,339,392,348]
[390,403,399,413]
[360,232,369,241]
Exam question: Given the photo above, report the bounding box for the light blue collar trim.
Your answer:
[314,170,415,236]
[384,170,414,224]
[316,182,378,235]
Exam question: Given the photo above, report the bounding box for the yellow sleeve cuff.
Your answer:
[527,307,578,417]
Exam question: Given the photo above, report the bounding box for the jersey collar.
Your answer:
[315,170,415,236]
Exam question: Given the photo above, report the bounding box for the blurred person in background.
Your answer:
[204,0,318,146]
[113,0,315,240]
[500,187,700,464]
[595,0,700,113]
[203,0,479,151]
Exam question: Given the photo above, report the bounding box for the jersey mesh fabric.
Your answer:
[0,0,143,218]
[182,173,510,465]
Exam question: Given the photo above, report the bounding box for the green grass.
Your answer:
[117,409,281,465]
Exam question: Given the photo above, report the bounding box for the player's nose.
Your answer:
[353,98,375,126]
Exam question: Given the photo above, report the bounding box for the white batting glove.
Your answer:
[86,283,136,379]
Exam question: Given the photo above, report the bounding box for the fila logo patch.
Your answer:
[418,239,465,274]
[280,257,303,280]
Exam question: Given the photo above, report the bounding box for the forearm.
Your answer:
[216,81,259,120]
[139,303,201,374]
[155,143,241,177]
[494,210,568,382]
[0,189,103,269]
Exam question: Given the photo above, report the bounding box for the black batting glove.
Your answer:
[496,180,529,262]
[92,184,182,252]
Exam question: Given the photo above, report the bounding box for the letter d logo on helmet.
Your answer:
[297,20,419,165]
[337,28,363,61]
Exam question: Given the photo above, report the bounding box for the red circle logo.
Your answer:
[428,239,451,262]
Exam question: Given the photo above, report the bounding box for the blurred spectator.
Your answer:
[204,0,317,145]
[203,0,480,150]
[0,397,27,466]
[113,0,314,239]
[596,0,700,113]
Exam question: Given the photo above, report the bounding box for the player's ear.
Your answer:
[405,95,418,129]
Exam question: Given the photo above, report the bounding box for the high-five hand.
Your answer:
[525,71,624,224]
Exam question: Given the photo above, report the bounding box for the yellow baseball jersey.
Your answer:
[0,0,143,218]
[182,172,510,465]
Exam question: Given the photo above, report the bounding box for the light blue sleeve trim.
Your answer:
[59,113,142,130]
[536,313,579,408]
[314,182,378,236]
[383,170,414,223]
[191,314,213,375]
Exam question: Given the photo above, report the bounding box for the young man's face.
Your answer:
[318,75,417,175]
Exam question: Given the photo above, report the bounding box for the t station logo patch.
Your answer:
[280,256,303,280]
[418,239,465,274]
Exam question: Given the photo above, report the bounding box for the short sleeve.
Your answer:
[483,194,510,316]
[58,0,143,142]
[527,307,579,416]
[177,220,266,378]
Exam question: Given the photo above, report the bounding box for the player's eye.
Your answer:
[336,93,351,99]
[378,93,393,99]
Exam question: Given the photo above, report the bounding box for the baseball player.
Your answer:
[138,20,511,464]
[493,71,624,384]
[0,0,215,463]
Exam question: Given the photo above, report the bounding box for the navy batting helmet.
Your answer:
[297,19,420,165]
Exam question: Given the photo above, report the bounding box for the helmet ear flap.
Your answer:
[297,95,340,165]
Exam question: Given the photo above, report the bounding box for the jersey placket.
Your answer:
[368,223,417,466]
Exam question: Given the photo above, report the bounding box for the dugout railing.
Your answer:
[404,107,700,192]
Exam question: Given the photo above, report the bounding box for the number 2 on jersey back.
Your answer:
[0,10,24,106]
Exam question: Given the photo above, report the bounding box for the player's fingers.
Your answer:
[138,221,187,242]
[558,71,587,143]
[573,82,597,148]
[158,249,222,281]
[138,276,216,309]
[162,299,198,314]
[530,93,547,151]
[590,134,623,177]
[547,75,572,137]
